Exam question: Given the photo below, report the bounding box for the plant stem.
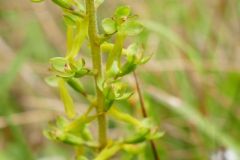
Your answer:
[133,71,160,160]
[86,0,107,149]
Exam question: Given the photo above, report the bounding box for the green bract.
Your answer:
[106,60,120,77]
[52,0,73,10]
[95,0,104,8]
[102,18,117,34]
[49,57,90,78]
[64,13,81,26]
[58,79,76,119]
[97,78,133,111]
[123,143,145,154]
[119,21,143,36]
[126,43,140,60]
[94,143,122,160]
[102,6,143,36]
[114,6,131,19]
[124,127,150,144]
[50,57,68,72]
[45,76,59,87]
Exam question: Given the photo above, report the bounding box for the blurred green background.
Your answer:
[0,0,240,159]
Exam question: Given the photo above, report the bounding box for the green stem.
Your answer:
[86,0,107,149]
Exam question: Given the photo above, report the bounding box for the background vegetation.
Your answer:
[0,0,240,159]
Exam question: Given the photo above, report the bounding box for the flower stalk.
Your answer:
[86,0,107,149]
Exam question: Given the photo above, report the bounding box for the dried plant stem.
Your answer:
[86,0,107,149]
[133,71,160,160]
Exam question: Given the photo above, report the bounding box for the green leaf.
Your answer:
[58,79,76,119]
[126,43,139,60]
[57,71,75,78]
[119,63,137,76]
[64,15,76,26]
[104,99,114,111]
[112,82,125,97]
[45,76,59,87]
[124,127,150,144]
[103,82,133,102]
[68,18,88,59]
[75,68,90,78]
[146,131,164,140]
[127,43,138,53]
[94,143,122,160]
[114,6,131,19]
[115,92,133,100]
[76,2,86,13]
[102,18,117,34]
[49,57,75,78]
[69,58,85,71]
[123,143,145,154]
[141,118,156,129]
[97,77,105,91]
[95,0,104,8]
[56,116,69,129]
[65,115,98,133]
[126,43,144,64]
[52,0,72,10]
[44,128,84,145]
[106,34,125,70]
[107,61,120,77]
[63,13,81,26]
[119,21,143,36]
[140,54,153,64]
[49,57,67,72]
[103,84,115,100]
[44,126,97,147]
[109,108,141,127]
